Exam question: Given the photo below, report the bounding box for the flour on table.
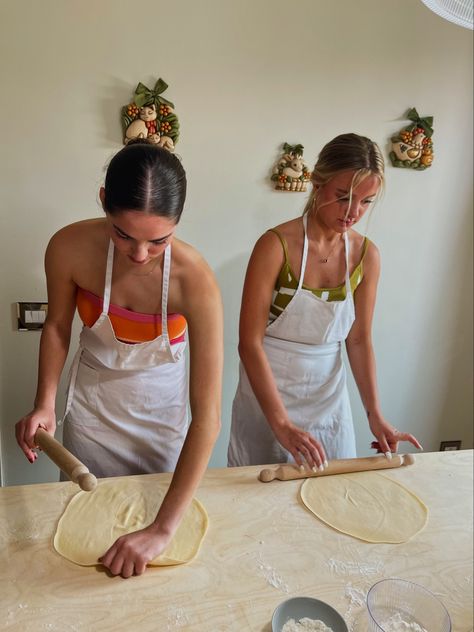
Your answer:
[380,613,428,632]
[282,618,333,632]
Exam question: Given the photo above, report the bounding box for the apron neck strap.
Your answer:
[343,232,352,295]
[298,214,310,291]
[161,245,171,340]
[102,240,172,342]
[102,240,115,315]
[301,216,352,297]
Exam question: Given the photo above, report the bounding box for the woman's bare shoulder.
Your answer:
[171,238,218,290]
[45,219,108,282]
[49,218,106,247]
[252,216,302,251]
[350,229,379,259]
[270,216,302,238]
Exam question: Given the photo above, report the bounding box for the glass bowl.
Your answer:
[367,578,451,631]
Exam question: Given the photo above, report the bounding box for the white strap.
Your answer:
[161,245,171,344]
[102,240,115,315]
[298,215,310,291]
[301,215,352,296]
[101,239,172,345]
[343,232,352,296]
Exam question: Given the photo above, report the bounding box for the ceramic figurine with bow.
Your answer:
[389,108,434,170]
[121,78,179,151]
[271,143,312,191]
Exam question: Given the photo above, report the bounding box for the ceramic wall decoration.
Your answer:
[389,108,434,170]
[121,78,179,151]
[271,143,312,191]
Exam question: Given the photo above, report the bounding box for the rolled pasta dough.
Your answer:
[300,471,428,543]
[54,478,208,566]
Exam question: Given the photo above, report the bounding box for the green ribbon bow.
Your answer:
[283,142,305,156]
[134,79,175,109]
[406,107,434,138]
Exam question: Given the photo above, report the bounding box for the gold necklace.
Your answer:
[131,256,162,277]
[316,235,342,263]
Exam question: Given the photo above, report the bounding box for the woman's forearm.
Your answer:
[239,341,289,431]
[152,409,220,535]
[34,320,72,410]
[345,337,382,418]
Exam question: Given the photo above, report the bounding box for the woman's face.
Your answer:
[106,209,177,266]
[314,170,380,232]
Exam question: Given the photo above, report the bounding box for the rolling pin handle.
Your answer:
[402,453,416,466]
[34,428,97,492]
[71,464,98,492]
[259,468,276,482]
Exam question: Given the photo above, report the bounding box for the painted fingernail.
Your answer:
[299,464,305,471]
[312,466,318,473]
[419,444,424,451]
[324,460,328,468]
[318,464,324,472]
[384,451,392,460]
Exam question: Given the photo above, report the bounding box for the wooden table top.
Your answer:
[0,450,472,631]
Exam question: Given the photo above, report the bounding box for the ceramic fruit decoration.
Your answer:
[271,143,312,191]
[390,108,434,170]
[121,78,179,151]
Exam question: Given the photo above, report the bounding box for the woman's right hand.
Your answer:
[15,409,56,463]
[272,422,327,470]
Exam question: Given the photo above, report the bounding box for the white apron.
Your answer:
[228,214,357,466]
[61,240,188,478]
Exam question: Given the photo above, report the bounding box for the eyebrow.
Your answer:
[113,224,173,242]
[335,188,375,198]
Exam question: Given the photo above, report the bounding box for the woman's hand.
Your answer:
[368,413,422,457]
[15,408,57,463]
[99,524,172,578]
[273,422,327,470]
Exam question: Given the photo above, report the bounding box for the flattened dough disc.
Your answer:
[54,478,208,566]
[300,471,428,543]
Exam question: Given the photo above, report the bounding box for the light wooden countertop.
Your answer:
[0,450,472,631]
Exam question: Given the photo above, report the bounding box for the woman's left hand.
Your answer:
[368,414,422,457]
[98,524,172,578]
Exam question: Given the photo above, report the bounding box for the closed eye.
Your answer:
[114,228,131,240]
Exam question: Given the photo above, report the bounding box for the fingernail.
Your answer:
[299,464,305,471]
[384,451,392,460]
[419,444,424,451]
[318,465,324,472]
[312,466,318,473]
[324,460,328,468]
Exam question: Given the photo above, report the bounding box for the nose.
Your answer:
[345,199,362,220]
[130,242,149,262]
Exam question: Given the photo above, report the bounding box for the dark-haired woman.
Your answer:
[228,133,421,469]
[15,141,223,577]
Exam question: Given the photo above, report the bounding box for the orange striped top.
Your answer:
[77,288,187,344]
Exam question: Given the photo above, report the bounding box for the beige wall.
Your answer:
[0,0,472,485]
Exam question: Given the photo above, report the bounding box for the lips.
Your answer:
[128,256,149,265]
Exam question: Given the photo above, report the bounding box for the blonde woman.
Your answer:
[228,133,422,469]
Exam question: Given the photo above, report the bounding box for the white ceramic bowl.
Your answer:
[272,596,348,632]
[367,578,451,631]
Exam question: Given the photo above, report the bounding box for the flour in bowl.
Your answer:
[281,618,333,632]
[380,613,428,632]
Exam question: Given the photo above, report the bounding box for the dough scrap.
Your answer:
[54,478,208,566]
[300,471,428,543]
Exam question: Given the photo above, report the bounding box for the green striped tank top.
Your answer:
[268,228,370,324]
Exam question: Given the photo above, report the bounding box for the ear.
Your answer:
[99,187,106,210]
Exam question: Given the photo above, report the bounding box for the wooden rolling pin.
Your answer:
[259,453,415,482]
[35,428,97,492]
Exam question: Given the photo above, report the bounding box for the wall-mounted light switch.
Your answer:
[17,302,48,331]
